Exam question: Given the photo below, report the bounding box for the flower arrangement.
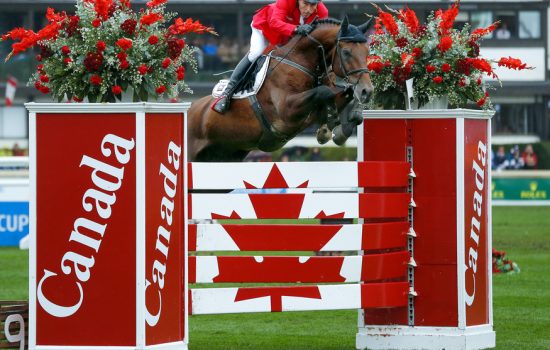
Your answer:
[2,0,216,102]
[367,0,532,110]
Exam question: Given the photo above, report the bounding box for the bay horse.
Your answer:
[187,16,372,162]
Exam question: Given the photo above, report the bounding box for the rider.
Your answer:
[212,0,329,114]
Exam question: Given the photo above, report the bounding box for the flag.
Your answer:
[5,76,17,106]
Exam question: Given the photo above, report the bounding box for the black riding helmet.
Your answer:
[303,0,321,4]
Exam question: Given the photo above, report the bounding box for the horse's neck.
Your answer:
[282,27,338,70]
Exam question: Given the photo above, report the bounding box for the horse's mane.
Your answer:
[312,17,342,28]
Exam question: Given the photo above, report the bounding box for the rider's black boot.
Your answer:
[212,56,253,114]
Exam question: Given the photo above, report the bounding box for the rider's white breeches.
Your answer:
[248,24,268,61]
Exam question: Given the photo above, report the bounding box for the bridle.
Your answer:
[269,30,369,98]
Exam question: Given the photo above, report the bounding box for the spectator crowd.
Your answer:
[492,144,538,170]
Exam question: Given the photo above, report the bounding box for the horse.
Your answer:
[187,16,372,162]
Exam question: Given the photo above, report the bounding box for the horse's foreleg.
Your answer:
[332,100,364,146]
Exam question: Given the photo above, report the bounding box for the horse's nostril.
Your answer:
[361,89,368,103]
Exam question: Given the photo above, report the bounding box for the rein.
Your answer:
[270,31,369,94]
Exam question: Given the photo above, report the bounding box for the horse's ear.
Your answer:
[357,18,372,33]
[340,15,349,33]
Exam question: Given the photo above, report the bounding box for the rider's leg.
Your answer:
[212,26,267,114]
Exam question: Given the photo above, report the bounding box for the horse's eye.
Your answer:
[342,48,352,59]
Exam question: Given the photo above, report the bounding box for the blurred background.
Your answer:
[0,0,549,246]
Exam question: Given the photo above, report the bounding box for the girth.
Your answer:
[248,94,295,152]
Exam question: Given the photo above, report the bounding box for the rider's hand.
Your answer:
[294,24,313,36]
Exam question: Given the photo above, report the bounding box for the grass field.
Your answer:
[0,206,549,349]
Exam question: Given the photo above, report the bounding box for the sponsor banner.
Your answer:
[463,119,489,326]
[145,113,184,345]
[492,177,550,202]
[36,113,137,346]
[0,202,28,246]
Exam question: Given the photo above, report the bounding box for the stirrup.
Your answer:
[211,95,230,114]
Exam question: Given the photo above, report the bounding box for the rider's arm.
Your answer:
[316,2,329,19]
[269,0,299,37]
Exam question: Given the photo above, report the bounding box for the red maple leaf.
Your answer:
[235,286,322,312]
[208,163,347,309]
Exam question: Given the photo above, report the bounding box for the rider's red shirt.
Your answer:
[252,0,329,46]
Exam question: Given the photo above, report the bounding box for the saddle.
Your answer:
[211,55,270,99]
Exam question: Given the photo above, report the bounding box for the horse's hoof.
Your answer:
[332,126,347,146]
[316,125,332,145]
[350,109,363,125]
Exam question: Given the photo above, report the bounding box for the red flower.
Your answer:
[470,58,493,75]
[66,15,80,37]
[498,57,530,70]
[177,66,185,80]
[432,76,443,84]
[61,46,70,55]
[426,65,436,73]
[167,38,185,59]
[34,82,42,90]
[64,57,72,64]
[140,13,163,26]
[116,38,133,51]
[73,96,83,102]
[138,64,148,75]
[440,3,459,34]
[162,57,171,69]
[458,78,466,87]
[92,19,102,27]
[477,78,482,85]
[401,53,415,67]
[96,40,106,52]
[395,37,408,48]
[84,52,103,71]
[40,86,50,94]
[40,75,49,83]
[117,52,127,61]
[412,47,422,58]
[121,19,137,35]
[147,0,167,7]
[367,62,384,74]
[156,85,166,94]
[37,64,44,72]
[168,17,216,36]
[455,59,472,75]
[471,21,499,39]
[398,6,420,34]
[36,55,42,62]
[94,0,113,20]
[441,63,451,72]
[120,60,130,69]
[148,35,159,44]
[111,85,123,95]
[378,10,399,36]
[392,65,411,85]
[438,36,453,52]
[90,74,102,86]
[477,92,489,107]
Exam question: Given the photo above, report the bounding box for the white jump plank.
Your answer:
[190,161,359,189]
[189,193,359,220]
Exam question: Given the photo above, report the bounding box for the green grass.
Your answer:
[1,207,549,349]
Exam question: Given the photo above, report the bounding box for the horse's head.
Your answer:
[332,16,373,104]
